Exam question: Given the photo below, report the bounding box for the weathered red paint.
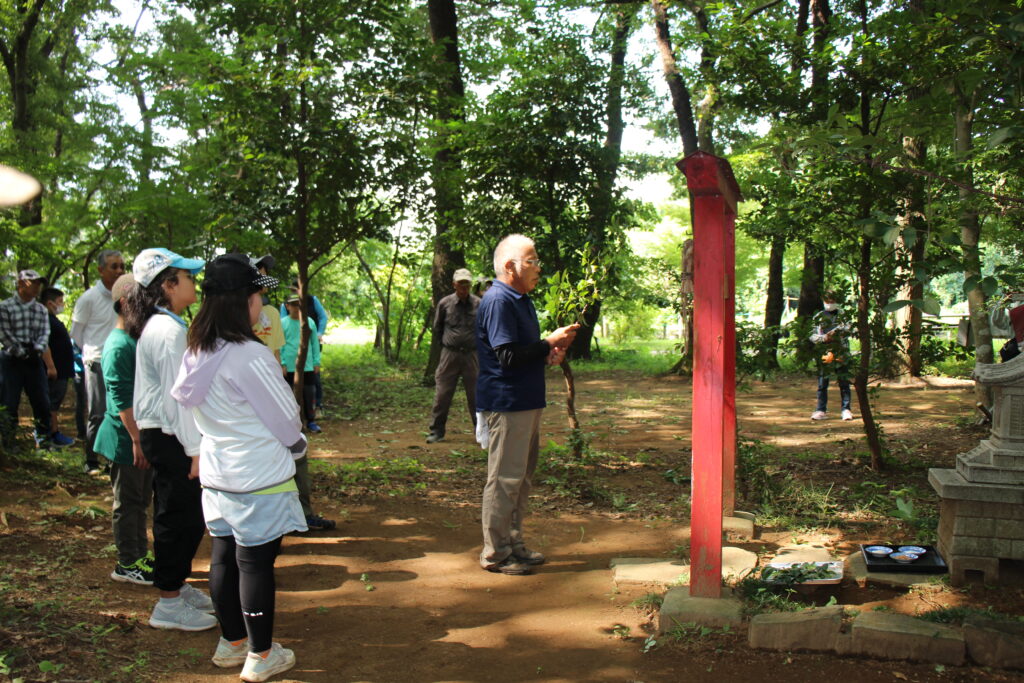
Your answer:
[676,151,740,598]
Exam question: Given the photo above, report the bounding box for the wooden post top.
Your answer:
[675,151,742,215]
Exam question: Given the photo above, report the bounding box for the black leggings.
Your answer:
[209,535,283,653]
[285,371,317,423]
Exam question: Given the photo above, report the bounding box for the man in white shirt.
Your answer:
[71,249,124,474]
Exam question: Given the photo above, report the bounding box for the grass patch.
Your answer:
[314,456,427,497]
[917,606,1024,625]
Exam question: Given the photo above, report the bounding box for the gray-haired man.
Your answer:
[427,268,480,444]
[71,249,124,474]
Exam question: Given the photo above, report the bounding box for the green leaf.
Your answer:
[883,300,912,313]
[921,298,941,316]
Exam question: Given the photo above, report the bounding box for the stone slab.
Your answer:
[610,558,689,585]
[748,606,843,652]
[929,468,1024,504]
[731,510,756,522]
[964,617,1024,670]
[722,516,755,539]
[849,611,965,666]
[844,552,942,589]
[771,544,833,565]
[659,586,743,632]
[611,547,758,585]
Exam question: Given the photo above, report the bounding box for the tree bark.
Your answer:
[759,236,786,368]
[955,94,993,408]
[571,4,635,360]
[423,0,467,385]
[651,0,698,155]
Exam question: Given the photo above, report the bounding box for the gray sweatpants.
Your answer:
[429,349,478,436]
[84,361,106,466]
[479,408,542,568]
[110,462,154,567]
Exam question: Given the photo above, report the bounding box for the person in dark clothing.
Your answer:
[426,268,480,444]
[0,269,51,449]
[40,287,76,447]
[809,292,853,421]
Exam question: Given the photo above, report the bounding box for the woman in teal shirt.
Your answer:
[94,274,154,586]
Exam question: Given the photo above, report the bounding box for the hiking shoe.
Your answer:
[33,434,54,451]
[179,582,215,612]
[425,432,445,444]
[306,421,322,434]
[110,561,154,586]
[83,462,102,475]
[212,637,250,668]
[512,547,546,566]
[148,598,218,631]
[305,514,336,531]
[484,556,534,576]
[241,642,296,682]
[841,409,853,421]
[810,411,827,421]
[51,431,75,447]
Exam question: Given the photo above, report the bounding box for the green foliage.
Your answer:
[315,456,426,497]
[917,606,1023,625]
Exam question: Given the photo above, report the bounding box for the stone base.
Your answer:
[929,467,1024,587]
[748,606,842,652]
[845,552,940,589]
[846,612,965,666]
[658,587,743,632]
[610,547,757,586]
[964,617,1024,670]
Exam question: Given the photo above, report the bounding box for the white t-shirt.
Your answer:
[70,282,117,363]
[133,313,201,456]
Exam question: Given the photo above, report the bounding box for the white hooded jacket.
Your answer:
[172,339,307,493]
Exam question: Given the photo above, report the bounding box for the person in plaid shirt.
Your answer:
[0,269,51,448]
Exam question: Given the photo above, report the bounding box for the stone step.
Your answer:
[610,546,758,585]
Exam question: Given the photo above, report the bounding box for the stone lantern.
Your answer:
[929,355,1024,585]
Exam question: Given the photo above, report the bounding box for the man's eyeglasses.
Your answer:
[514,258,542,268]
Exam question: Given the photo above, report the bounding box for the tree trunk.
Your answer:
[424,0,467,385]
[895,130,928,380]
[955,95,993,408]
[651,0,698,156]
[572,5,635,361]
[759,236,786,368]
[854,235,884,470]
[796,244,825,320]
[560,360,582,458]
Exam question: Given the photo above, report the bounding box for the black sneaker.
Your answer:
[426,432,445,444]
[485,556,534,576]
[305,514,336,531]
[111,560,154,586]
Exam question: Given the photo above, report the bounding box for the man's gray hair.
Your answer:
[97,249,122,269]
[492,234,535,277]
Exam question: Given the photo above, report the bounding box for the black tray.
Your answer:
[860,544,947,573]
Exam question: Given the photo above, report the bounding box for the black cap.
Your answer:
[202,253,279,294]
[254,254,276,272]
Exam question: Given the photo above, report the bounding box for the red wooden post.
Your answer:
[677,151,740,598]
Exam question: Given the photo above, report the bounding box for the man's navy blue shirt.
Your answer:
[475,279,546,412]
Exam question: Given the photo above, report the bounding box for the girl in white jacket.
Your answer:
[172,253,306,683]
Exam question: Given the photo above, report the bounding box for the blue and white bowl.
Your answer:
[865,545,893,558]
[898,546,926,555]
[890,552,920,564]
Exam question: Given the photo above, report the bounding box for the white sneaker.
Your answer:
[148,598,218,631]
[811,411,827,420]
[841,409,853,421]
[179,582,215,613]
[212,637,250,668]
[241,642,295,682]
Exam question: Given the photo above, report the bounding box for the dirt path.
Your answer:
[3,372,1022,682]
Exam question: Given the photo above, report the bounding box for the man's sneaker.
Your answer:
[810,411,827,421]
[425,432,444,444]
[305,514,336,531]
[212,637,250,668]
[148,598,218,631]
[51,431,75,447]
[179,582,215,613]
[240,642,296,683]
[484,556,534,576]
[33,434,54,451]
[111,561,154,586]
[512,547,546,566]
[841,409,853,421]
[306,421,322,434]
[83,462,102,475]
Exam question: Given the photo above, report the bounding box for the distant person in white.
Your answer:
[71,249,125,473]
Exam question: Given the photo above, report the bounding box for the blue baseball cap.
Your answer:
[133,248,205,287]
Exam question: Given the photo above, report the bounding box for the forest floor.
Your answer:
[2,363,1024,682]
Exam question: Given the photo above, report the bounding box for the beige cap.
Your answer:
[453,268,473,283]
[110,273,137,302]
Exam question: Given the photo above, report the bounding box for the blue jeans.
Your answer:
[816,374,851,413]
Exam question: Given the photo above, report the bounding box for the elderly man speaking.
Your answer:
[476,235,578,575]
